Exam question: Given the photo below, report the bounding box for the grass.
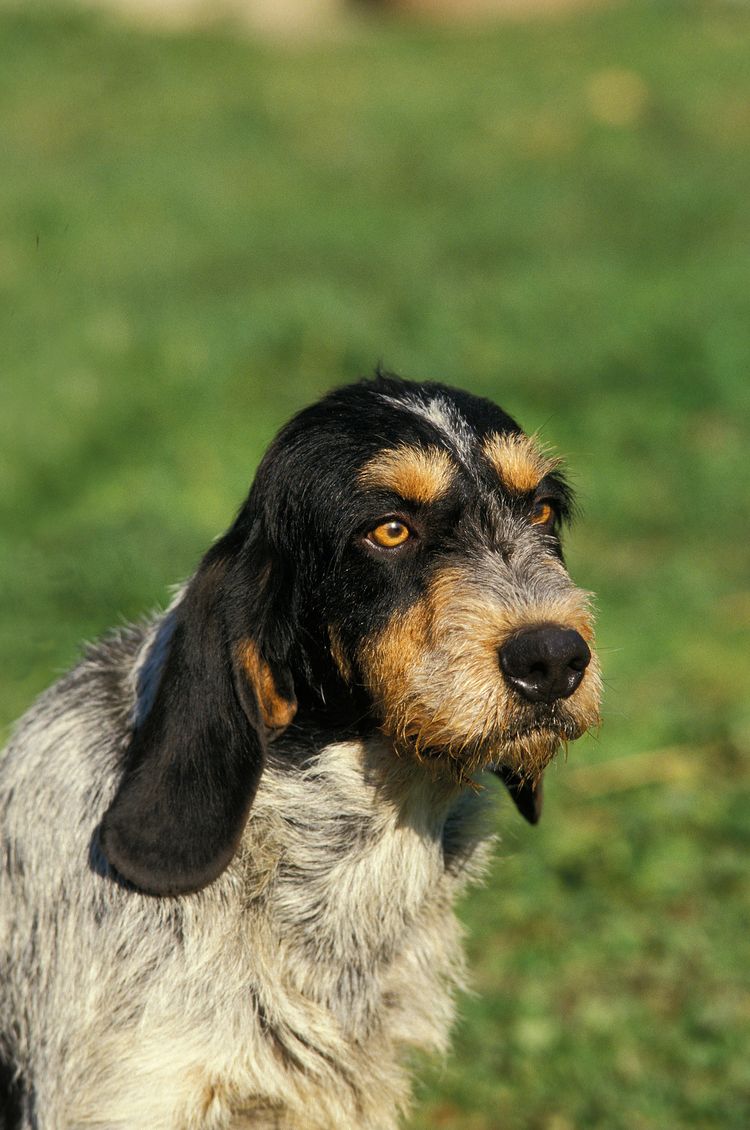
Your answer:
[1,1,749,1126]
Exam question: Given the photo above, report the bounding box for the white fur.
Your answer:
[379,391,475,464]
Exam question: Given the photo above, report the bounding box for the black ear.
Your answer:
[100,536,296,897]
[493,766,544,825]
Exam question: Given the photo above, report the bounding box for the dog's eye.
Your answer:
[530,500,555,527]
[367,520,411,548]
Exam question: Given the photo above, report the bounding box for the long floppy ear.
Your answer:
[100,530,297,896]
[493,766,544,825]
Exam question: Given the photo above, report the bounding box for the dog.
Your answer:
[0,373,601,1129]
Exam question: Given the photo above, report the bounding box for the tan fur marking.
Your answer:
[483,432,561,493]
[328,625,353,684]
[358,445,456,504]
[236,640,297,731]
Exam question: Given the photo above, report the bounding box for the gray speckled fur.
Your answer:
[0,619,492,1129]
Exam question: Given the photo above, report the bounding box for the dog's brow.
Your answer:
[379,392,474,462]
[358,444,456,504]
[482,432,561,493]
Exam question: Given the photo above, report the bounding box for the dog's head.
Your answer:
[101,374,600,895]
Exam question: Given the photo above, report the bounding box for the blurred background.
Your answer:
[1,0,749,1126]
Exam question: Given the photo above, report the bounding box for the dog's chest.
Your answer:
[48,742,489,1129]
[150,740,492,1129]
[242,741,491,1035]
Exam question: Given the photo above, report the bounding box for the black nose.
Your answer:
[499,626,591,705]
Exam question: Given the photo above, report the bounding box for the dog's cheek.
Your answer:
[356,600,430,733]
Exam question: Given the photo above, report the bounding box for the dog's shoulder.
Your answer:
[1,623,148,786]
[0,622,161,914]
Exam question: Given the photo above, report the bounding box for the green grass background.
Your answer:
[1,1,749,1126]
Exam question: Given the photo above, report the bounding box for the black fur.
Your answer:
[0,1056,24,1129]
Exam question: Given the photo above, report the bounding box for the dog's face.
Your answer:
[101,375,600,896]
[253,375,600,781]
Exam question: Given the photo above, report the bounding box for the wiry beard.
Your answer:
[385,704,589,786]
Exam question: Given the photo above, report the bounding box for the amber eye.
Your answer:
[531,500,555,526]
[368,520,411,548]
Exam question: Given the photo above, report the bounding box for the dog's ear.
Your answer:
[100,526,297,896]
[493,766,544,825]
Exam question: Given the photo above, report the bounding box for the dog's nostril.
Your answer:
[499,626,591,705]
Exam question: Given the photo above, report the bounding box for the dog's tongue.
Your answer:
[492,766,544,825]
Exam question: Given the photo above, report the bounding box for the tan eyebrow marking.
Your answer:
[358,445,456,504]
[483,432,561,493]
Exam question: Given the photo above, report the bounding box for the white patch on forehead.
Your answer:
[380,392,474,462]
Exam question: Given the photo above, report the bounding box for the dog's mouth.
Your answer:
[391,704,590,782]
[488,715,585,780]
[499,703,591,746]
